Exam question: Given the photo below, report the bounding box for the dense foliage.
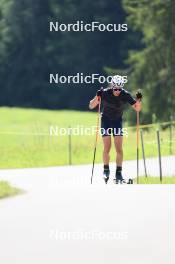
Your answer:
[0,0,174,122]
[123,0,175,122]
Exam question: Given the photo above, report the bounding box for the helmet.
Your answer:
[112,75,125,88]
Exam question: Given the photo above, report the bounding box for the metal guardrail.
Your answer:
[126,120,175,130]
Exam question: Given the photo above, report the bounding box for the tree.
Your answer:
[0,0,132,110]
[123,0,175,122]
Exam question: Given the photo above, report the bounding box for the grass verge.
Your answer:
[135,176,175,184]
[0,107,174,168]
[0,181,22,199]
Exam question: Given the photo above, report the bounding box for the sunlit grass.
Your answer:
[0,181,22,199]
[0,107,174,169]
[135,176,175,184]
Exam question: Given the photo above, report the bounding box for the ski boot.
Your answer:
[114,171,127,184]
[103,169,110,184]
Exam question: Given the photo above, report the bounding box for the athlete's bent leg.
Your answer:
[114,136,123,166]
[102,136,111,165]
[114,136,124,182]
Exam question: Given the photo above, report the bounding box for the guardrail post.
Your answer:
[68,126,72,165]
[169,116,173,155]
[157,130,162,183]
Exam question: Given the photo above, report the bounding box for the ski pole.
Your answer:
[136,90,142,184]
[91,97,101,184]
[140,129,147,177]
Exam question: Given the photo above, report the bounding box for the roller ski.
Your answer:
[113,171,133,184]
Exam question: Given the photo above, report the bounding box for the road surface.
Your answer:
[0,156,175,264]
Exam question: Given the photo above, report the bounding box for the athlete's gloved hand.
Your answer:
[136,90,142,101]
[96,88,103,97]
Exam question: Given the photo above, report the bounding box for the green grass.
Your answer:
[0,107,174,169]
[0,181,22,199]
[135,176,175,184]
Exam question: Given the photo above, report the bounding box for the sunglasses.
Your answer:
[113,87,122,91]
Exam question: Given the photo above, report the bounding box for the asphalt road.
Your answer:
[0,156,175,264]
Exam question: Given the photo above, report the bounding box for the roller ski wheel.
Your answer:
[113,178,133,184]
[113,178,126,184]
[103,170,110,184]
[127,179,133,184]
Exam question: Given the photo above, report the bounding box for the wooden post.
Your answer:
[68,126,72,165]
[169,116,173,155]
[157,130,162,183]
